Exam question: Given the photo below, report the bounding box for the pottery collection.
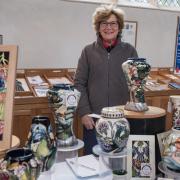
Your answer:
[26,116,56,172]
[122,58,151,112]
[95,106,130,153]
[47,84,80,147]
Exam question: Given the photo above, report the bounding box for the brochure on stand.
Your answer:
[66,155,99,178]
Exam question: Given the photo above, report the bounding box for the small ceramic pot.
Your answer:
[122,58,151,112]
[95,106,130,152]
[26,116,56,172]
[47,84,80,147]
[0,148,39,180]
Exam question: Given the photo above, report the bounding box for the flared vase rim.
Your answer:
[6,148,33,161]
[172,126,180,132]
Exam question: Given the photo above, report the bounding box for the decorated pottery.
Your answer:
[162,126,180,171]
[26,116,56,172]
[168,95,180,128]
[95,106,130,152]
[47,84,80,147]
[122,58,151,112]
[0,148,39,180]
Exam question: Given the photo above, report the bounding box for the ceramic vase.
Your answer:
[168,95,180,128]
[95,106,130,152]
[0,148,39,180]
[162,126,180,171]
[47,84,80,147]
[26,116,56,172]
[122,58,151,112]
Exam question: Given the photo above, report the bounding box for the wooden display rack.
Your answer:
[145,67,180,130]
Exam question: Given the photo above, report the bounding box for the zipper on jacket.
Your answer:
[107,53,110,60]
[107,52,110,106]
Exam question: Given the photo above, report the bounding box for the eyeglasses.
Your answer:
[100,21,118,29]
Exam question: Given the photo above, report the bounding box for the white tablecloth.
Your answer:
[38,155,112,180]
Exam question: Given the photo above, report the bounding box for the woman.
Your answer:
[74,5,138,155]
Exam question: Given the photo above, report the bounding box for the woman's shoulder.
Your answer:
[82,41,97,52]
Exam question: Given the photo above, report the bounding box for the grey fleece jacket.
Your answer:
[74,36,138,117]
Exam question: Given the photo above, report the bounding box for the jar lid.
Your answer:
[101,106,124,118]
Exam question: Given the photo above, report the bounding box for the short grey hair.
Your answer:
[92,5,124,34]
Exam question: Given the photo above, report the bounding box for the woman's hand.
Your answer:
[81,114,95,130]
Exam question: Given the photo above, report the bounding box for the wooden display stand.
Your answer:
[120,105,166,173]
[0,135,20,159]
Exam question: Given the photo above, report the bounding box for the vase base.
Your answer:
[124,102,148,112]
[57,137,78,147]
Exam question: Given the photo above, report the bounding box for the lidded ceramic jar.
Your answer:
[122,58,151,112]
[95,106,130,153]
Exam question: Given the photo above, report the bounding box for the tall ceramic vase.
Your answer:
[47,84,80,147]
[95,106,130,153]
[122,58,151,112]
[26,116,56,172]
[168,95,180,128]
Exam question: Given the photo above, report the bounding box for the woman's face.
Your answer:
[99,14,119,43]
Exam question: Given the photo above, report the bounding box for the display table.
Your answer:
[120,105,166,172]
[38,155,112,180]
[0,135,20,159]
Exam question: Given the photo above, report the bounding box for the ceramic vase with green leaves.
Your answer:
[122,58,151,112]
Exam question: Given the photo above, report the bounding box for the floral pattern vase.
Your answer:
[162,127,180,171]
[168,95,180,128]
[0,148,39,180]
[47,84,80,147]
[26,116,56,172]
[95,106,130,152]
[122,58,151,112]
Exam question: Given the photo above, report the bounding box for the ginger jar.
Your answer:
[95,106,130,152]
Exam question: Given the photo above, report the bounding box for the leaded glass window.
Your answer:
[157,0,180,7]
